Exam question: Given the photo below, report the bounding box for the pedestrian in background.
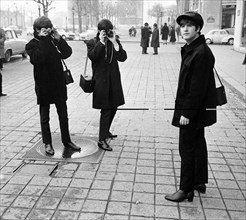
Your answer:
[169,26,176,44]
[175,25,181,42]
[25,16,80,156]
[165,11,217,203]
[151,23,160,55]
[0,27,7,97]
[86,19,127,151]
[141,22,152,54]
[161,23,169,45]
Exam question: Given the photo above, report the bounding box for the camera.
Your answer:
[106,30,114,38]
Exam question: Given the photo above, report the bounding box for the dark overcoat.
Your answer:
[161,25,169,40]
[169,28,176,43]
[141,27,151,48]
[0,28,5,59]
[151,28,160,48]
[25,33,72,105]
[87,37,127,109]
[172,35,217,128]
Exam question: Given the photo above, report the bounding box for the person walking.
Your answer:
[151,23,160,55]
[165,11,217,202]
[0,27,7,97]
[86,19,127,151]
[161,23,169,45]
[169,26,176,44]
[140,22,152,54]
[25,16,80,156]
[175,25,181,42]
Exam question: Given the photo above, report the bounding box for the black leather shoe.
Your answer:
[98,139,112,151]
[63,142,81,151]
[165,190,194,202]
[109,132,117,139]
[45,144,54,156]
[195,184,206,194]
[0,93,7,97]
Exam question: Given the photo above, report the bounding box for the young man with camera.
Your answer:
[86,19,127,151]
[25,16,80,156]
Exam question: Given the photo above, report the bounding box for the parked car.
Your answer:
[6,25,22,36]
[79,28,97,41]
[4,28,28,62]
[56,28,69,40]
[66,31,76,40]
[205,29,234,45]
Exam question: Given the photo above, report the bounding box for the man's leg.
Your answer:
[55,100,71,143]
[39,104,52,144]
[99,109,111,140]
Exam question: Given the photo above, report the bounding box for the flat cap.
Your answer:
[176,11,204,30]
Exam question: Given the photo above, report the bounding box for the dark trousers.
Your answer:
[153,47,158,54]
[142,47,147,54]
[99,108,117,140]
[179,127,208,193]
[0,71,3,94]
[39,100,71,144]
[0,58,3,69]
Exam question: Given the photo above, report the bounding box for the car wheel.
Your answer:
[22,51,27,58]
[205,38,212,44]
[4,50,11,62]
[228,38,234,45]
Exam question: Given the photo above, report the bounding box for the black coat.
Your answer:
[141,26,151,48]
[172,35,217,128]
[25,34,72,105]
[161,25,169,40]
[151,28,160,48]
[87,37,127,109]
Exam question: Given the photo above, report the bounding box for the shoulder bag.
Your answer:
[62,59,74,85]
[214,68,227,106]
[79,56,95,93]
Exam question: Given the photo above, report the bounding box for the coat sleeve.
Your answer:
[115,40,127,62]
[87,39,105,62]
[53,38,72,59]
[181,51,212,120]
[25,38,50,65]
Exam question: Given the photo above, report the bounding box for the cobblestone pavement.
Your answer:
[0,40,245,220]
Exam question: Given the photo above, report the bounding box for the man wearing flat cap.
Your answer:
[165,12,217,202]
[25,16,80,156]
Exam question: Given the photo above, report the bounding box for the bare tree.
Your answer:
[148,3,165,25]
[33,0,55,16]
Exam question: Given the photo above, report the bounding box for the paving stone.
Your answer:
[201,197,226,209]
[228,210,246,220]
[26,209,54,220]
[119,158,137,165]
[224,199,246,211]
[65,187,89,199]
[130,203,155,217]
[95,172,115,180]
[91,180,112,190]
[49,177,71,187]
[52,210,80,220]
[54,170,75,178]
[136,166,154,175]
[107,201,131,215]
[113,181,134,191]
[0,184,25,195]
[132,192,154,204]
[114,173,135,182]
[117,165,136,173]
[35,197,60,209]
[180,206,205,219]
[135,174,154,183]
[88,189,110,200]
[0,194,17,206]
[29,176,51,186]
[82,200,107,213]
[110,191,132,202]
[78,212,104,220]
[216,179,239,189]
[43,186,67,198]
[12,195,38,208]
[204,208,230,220]
[104,214,129,220]
[74,170,96,179]
[1,207,30,220]
[133,183,154,193]
[70,178,93,188]
[98,164,117,172]
[220,189,245,200]
[58,198,84,211]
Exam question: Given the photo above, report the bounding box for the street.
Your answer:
[0,40,245,220]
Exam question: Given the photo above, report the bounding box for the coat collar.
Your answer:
[181,35,205,54]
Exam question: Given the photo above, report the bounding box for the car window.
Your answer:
[213,31,219,35]
[5,30,13,40]
[220,31,227,35]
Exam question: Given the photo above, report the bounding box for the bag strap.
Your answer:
[214,68,223,86]
[61,59,68,71]
[83,56,89,76]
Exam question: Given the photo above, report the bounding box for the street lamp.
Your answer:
[38,5,41,16]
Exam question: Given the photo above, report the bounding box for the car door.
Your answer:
[212,31,220,43]
[219,30,228,43]
[5,30,18,55]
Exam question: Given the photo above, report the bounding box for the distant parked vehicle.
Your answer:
[205,29,234,45]
[4,28,28,62]
[79,28,97,41]
[6,25,22,36]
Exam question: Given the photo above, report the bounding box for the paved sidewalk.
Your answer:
[0,41,245,220]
